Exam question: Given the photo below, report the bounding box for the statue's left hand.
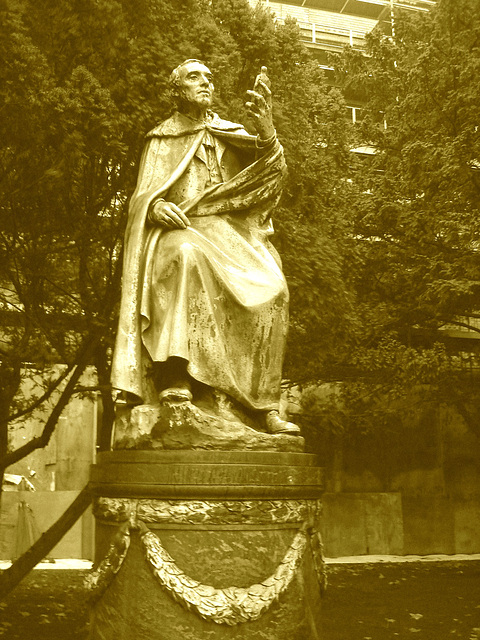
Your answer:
[150,200,190,229]
[246,81,275,141]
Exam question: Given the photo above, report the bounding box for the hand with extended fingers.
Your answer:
[150,199,191,229]
[245,66,275,142]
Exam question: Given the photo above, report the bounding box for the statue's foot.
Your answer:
[264,410,301,435]
[159,382,192,404]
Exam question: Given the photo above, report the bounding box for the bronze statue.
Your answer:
[111,59,299,436]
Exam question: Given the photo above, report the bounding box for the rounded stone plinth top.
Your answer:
[90,450,324,500]
[96,449,319,466]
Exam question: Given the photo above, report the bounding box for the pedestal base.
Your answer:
[88,451,325,639]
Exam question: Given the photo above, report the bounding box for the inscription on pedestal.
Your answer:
[90,451,324,500]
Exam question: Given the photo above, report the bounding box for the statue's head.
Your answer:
[169,59,214,113]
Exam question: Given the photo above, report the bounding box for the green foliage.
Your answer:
[301,0,480,440]
[272,56,361,382]
[13,0,475,452]
[340,0,480,330]
[1,0,359,456]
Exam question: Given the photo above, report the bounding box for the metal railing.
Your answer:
[275,16,367,50]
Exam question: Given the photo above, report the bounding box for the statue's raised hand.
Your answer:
[246,66,275,141]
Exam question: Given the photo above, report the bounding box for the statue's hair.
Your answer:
[169,59,208,88]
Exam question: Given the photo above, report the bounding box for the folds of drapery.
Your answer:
[111,116,288,410]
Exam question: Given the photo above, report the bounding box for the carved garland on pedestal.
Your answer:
[142,521,307,625]
[86,498,326,625]
[93,496,312,525]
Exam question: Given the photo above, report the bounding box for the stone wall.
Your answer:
[310,402,480,557]
[320,492,404,557]
[0,490,94,561]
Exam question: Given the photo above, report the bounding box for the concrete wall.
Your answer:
[0,491,94,561]
[7,366,97,492]
[308,400,480,557]
[320,491,480,558]
[3,372,479,560]
[321,492,403,557]
[1,366,97,562]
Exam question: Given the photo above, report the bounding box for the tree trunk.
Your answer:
[0,360,22,504]
[0,485,92,600]
[0,335,99,471]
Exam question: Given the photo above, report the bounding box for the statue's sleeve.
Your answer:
[132,137,168,199]
[130,133,205,210]
[111,130,205,400]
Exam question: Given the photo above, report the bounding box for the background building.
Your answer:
[251,0,437,121]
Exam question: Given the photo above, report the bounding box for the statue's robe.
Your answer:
[111,111,289,411]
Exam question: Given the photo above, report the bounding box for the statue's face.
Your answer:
[177,61,214,109]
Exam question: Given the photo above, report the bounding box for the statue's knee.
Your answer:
[178,239,201,265]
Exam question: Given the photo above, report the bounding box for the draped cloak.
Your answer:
[110,111,289,411]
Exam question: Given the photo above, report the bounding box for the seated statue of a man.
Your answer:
[111,59,299,436]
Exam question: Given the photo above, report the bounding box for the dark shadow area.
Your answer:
[1,560,479,639]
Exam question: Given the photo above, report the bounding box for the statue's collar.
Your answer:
[147,111,245,139]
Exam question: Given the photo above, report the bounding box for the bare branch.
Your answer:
[0,485,92,600]
[0,335,99,471]
[0,363,74,425]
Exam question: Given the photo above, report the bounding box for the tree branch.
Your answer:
[0,363,74,426]
[0,485,92,600]
[439,318,480,334]
[0,335,99,472]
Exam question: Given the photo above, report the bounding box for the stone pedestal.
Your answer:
[88,451,325,639]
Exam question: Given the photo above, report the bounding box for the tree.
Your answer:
[0,4,364,600]
[304,0,480,440]
[0,0,308,594]
[1,0,362,483]
[0,0,130,486]
[212,8,362,383]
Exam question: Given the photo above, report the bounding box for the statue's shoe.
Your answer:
[265,410,301,435]
[159,386,193,403]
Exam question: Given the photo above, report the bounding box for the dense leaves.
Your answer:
[3,0,479,463]
[0,0,357,468]
[342,0,480,332]
[310,0,480,439]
